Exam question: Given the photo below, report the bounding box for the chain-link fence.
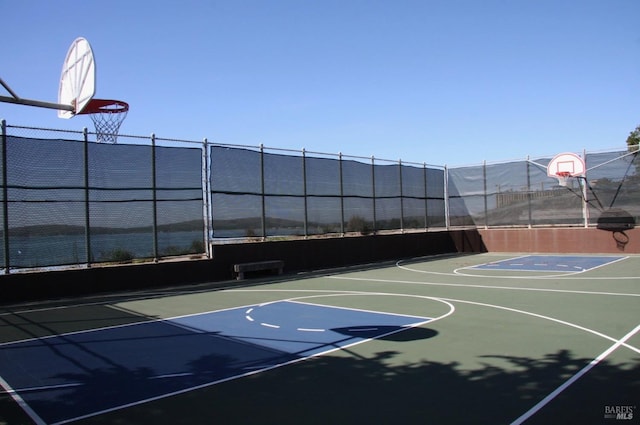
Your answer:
[208,145,446,240]
[1,120,637,272]
[449,151,639,229]
[1,125,206,270]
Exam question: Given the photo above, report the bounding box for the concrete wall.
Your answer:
[0,230,484,305]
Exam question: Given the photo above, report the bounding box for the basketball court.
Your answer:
[469,254,624,273]
[1,37,638,425]
[0,253,638,424]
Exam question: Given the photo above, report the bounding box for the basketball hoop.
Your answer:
[547,152,585,187]
[555,171,571,187]
[77,98,129,143]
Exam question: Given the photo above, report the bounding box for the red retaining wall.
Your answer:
[478,227,640,254]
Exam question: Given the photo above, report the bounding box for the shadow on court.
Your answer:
[0,304,158,425]
[1,274,638,425]
[0,304,151,344]
[0,344,629,425]
[332,326,439,342]
[0,301,439,424]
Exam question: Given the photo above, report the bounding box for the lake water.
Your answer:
[4,230,205,269]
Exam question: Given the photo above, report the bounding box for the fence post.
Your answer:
[399,159,404,232]
[526,155,533,228]
[1,120,8,273]
[302,148,308,238]
[371,156,377,234]
[423,162,429,230]
[83,127,92,267]
[444,165,450,229]
[482,160,488,229]
[260,144,266,241]
[202,138,212,258]
[582,149,589,228]
[339,152,345,236]
[151,133,159,262]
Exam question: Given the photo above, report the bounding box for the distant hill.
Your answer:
[6,220,204,237]
[5,218,308,237]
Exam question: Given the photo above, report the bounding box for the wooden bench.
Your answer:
[233,260,284,280]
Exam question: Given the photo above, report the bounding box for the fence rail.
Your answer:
[1,120,638,272]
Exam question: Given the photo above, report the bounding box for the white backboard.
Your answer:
[58,37,96,118]
[546,152,586,177]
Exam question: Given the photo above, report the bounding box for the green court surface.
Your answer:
[1,253,638,424]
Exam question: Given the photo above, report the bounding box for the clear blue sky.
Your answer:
[1,0,638,166]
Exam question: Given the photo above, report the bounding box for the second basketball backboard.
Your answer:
[547,152,585,176]
[546,152,585,186]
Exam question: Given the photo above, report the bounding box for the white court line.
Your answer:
[0,301,263,347]
[434,296,640,356]
[301,280,640,422]
[0,255,633,318]
[510,323,640,425]
[49,290,453,425]
[289,297,433,320]
[231,287,640,354]
[241,294,441,332]
[2,280,634,424]
[0,375,47,425]
[397,256,637,279]
[231,282,640,424]
[150,372,194,380]
[327,275,640,298]
[5,382,84,393]
[458,254,630,278]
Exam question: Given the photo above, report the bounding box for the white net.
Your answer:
[83,99,128,143]
[90,110,127,143]
[556,172,571,187]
